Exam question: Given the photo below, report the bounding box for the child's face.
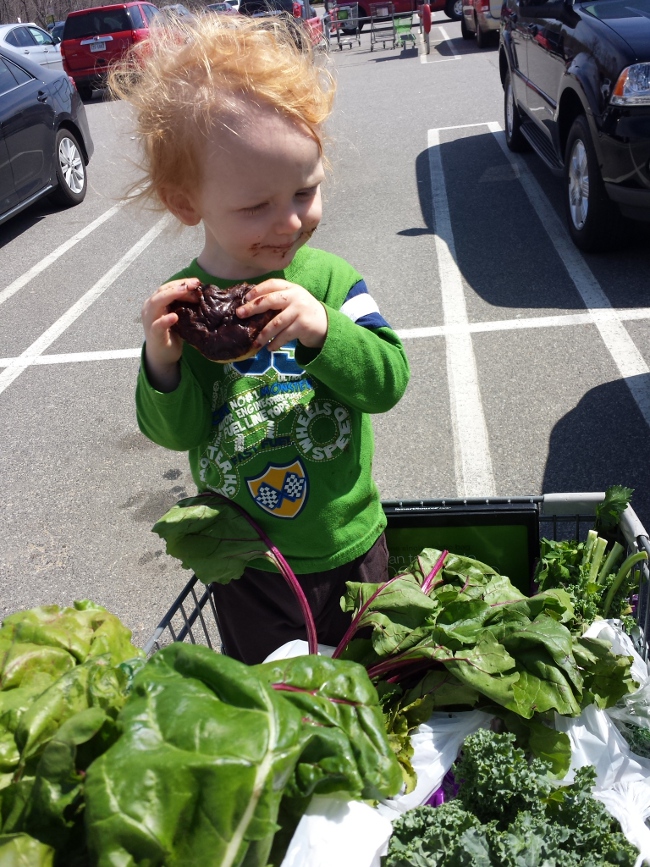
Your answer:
[187,102,325,280]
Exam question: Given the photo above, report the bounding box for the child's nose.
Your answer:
[276,208,302,234]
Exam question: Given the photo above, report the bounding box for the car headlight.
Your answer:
[611,63,650,106]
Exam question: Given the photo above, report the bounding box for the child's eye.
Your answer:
[243,203,267,215]
[297,186,319,199]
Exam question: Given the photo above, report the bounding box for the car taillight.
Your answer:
[292,2,302,16]
[68,75,77,90]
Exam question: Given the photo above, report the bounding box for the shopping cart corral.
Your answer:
[145,493,650,661]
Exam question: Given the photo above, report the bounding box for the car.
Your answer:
[500,0,650,252]
[0,46,94,225]
[238,0,325,47]
[205,1,238,11]
[0,22,63,70]
[460,0,499,47]
[60,1,160,99]
[50,21,66,41]
[159,3,195,18]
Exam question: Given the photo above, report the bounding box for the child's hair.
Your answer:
[109,14,335,209]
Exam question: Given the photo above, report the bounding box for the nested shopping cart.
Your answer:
[328,3,361,48]
[144,493,650,661]
[369,0,396,50]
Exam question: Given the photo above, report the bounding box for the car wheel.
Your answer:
[504,71,528,153]
[564,114,624,252]
[445,0,463,21]
[50,129,87,207]
[460,14,472,38]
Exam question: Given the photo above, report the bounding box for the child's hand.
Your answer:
[237,279,328,353]
[141,278,201,390]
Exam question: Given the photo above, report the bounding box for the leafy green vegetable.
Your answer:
[0,603,144,865]
[0,834,55,866]
[383,729,639,867]
[594,486,634,536]
[84,643,401,867]
[152,493,318,652]
[534,487,644,631]
[338,549,637,721]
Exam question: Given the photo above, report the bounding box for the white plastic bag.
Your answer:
[377,709,494,818]
[279,796,393,867]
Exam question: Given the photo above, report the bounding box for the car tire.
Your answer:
[504,71,528,153]
[445,0,463,20]
[563,114,624,252]
[49,129,87,208]
[475,17,487,46]
[460,15,472,38]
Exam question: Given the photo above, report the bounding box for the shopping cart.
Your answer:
[369,0,396,50]
[144,493,650,660]
[328,3,361,49]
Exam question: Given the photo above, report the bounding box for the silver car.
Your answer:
[0,22,63,70]
[460,0,500,48]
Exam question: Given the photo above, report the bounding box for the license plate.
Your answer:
[90,41,106,52]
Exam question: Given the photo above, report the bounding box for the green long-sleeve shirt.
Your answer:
[136,246,410,573]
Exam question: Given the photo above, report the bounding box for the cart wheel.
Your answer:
[421,2,431,33]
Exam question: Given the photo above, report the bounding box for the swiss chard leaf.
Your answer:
[152,494,271,583]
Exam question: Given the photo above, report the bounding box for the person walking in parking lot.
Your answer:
[110,14,410,664]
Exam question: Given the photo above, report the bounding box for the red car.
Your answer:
[59,1,160,99]
[350,0,462,27]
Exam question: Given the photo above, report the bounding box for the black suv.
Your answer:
[500,0,650,251]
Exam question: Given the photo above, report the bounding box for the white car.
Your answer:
[0,22,63,70]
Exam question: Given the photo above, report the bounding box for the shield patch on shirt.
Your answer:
[246,459,308,519]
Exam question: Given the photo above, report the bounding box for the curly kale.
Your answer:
[383,730,639,867]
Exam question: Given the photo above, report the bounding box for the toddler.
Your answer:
[111,14,410,663]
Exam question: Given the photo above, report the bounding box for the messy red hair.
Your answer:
[109,14,335,207]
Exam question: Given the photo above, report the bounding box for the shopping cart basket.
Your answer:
[144,493,650,660]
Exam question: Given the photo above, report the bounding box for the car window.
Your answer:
[4,26,37,47]
[142,4,160,22]
[63,9,132,39]
[583,0,650,16]
[5,56,32,83]
[28,26,54,45]
[0,57,19,94]
[129,5,146,28]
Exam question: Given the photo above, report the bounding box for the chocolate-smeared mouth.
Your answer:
[169,282,277,363]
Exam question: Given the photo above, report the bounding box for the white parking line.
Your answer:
[0,216,170,396]
[4,307,650,369]
[488,121,650,428]
[428,126,496,499]
[0,202,125,308]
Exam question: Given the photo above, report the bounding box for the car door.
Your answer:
[0,54,55,204]
[503,0,530,113]
[523,14,567,136]
[0,57,19,214]
[3,25,47,66]
[26,25,63,70]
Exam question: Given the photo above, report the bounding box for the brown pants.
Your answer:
[210,534,389,664]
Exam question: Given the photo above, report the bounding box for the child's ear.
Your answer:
[161,187,202,226]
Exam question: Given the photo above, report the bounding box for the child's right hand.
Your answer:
[141,278,201,391]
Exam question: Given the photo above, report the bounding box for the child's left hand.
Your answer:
[237,279,328,353]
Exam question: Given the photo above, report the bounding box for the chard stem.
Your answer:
[421,550,449,595]
[583,530,598,567]
[597,541,625,585]
[201,492,318,654]
[331,570,407,659]
[588,536,608,584]
[602,550,647,618]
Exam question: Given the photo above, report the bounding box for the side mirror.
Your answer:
[52,35,61,43]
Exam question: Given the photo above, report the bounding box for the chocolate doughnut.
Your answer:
[169,282,277,363]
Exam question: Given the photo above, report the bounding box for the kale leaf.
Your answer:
[383,730,639,867]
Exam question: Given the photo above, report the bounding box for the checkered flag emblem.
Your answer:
[282,473,305,501]
[255,484,281,510]
[247,459,308,518]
